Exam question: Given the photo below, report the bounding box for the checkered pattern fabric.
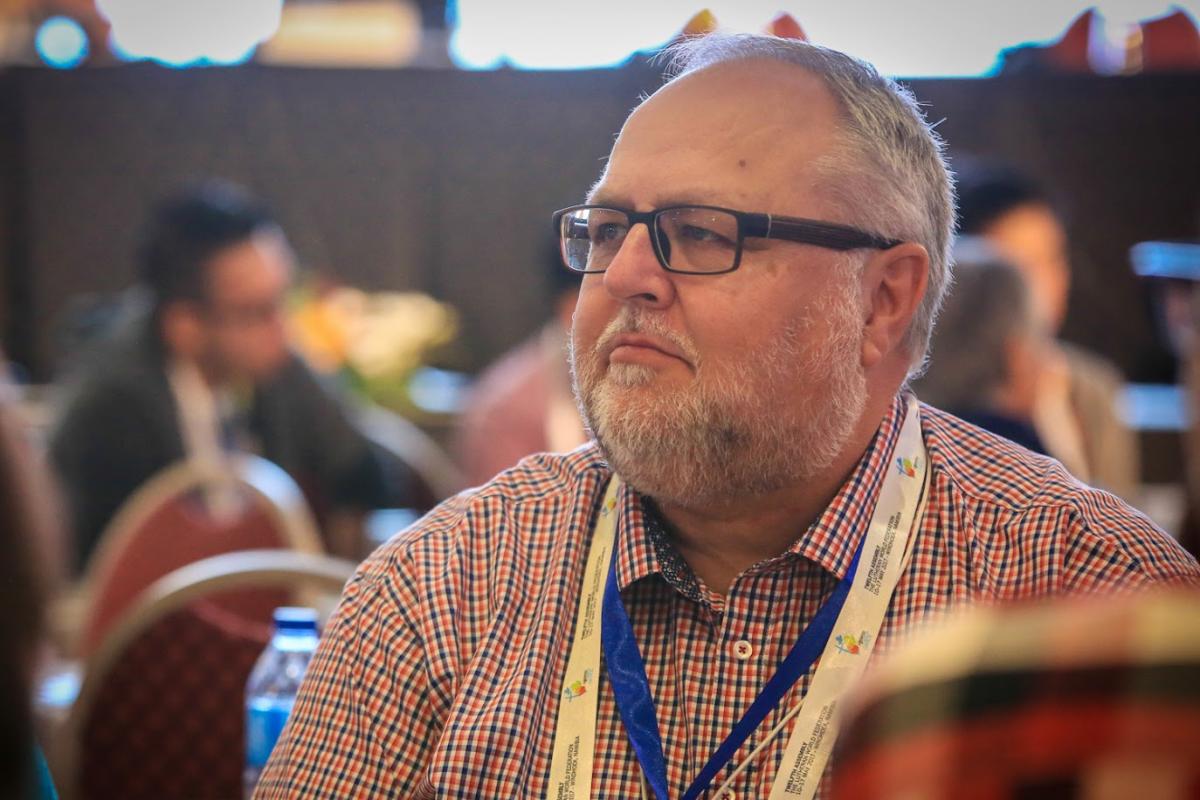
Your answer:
[831,589,1200,800]
[79,598,271,799]
[256,396,1198,799]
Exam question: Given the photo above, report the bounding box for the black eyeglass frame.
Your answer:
[551,204,903,275]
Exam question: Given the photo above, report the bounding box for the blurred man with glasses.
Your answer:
[259,35,1197,800]
[49,181,416,568]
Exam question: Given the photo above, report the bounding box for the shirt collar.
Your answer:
[611,484,659,593]
[610,393,910,592]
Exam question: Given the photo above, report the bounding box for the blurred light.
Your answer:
[407,367,470,415]
[1121,383,1187,431]
[96,0,282,67]
[449,1,682,70]
[257,1,420,67]
[448,0,1200,76]
[35,16,89,69]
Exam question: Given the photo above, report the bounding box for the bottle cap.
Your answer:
[273,606,319,632]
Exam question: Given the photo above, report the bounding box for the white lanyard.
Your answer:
[546,482,621,800]
[166,359,239,519]
[547,400,929,799]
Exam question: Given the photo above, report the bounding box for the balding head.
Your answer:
[604,58,845,219]
[654,34,955,375]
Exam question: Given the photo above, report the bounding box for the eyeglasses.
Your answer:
[552,204,902,275]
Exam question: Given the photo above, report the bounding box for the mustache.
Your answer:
[591,307,701,367]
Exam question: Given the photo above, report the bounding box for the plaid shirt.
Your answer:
[256,396,1198,799]
[832,588,1200,799]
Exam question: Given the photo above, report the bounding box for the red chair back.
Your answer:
[78,600,267,799]
[63,550,355,800]
[76,457,322,658]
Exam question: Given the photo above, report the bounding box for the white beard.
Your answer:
[571,277,867,509]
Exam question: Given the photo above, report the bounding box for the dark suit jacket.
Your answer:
[49,314,414,573]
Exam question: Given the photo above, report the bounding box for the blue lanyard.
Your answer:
[601,534,864,800]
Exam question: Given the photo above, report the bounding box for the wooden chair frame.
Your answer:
[60,454,324,656]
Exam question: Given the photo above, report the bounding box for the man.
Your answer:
[955,161,1140,500]
[50,181,412,571]
[258,36,1197,799]
[911,237,1047,454]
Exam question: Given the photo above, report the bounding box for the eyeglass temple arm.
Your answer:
[745,214,900,251]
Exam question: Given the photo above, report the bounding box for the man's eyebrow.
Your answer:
[583,187,749,209]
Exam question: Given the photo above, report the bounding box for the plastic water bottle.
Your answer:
[244,607,320,798]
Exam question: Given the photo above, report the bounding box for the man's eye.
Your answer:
[593,222,627,243]
[681,225,733,246]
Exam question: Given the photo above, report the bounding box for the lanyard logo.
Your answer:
[895,456,921,478]
[835,630,871,655]
[564,669,595,702]
[600,495,618,518]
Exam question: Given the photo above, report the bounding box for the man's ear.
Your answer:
[860,243,930,370]
[160,301,206,360]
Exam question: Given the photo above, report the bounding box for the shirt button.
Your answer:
[732,640,753,660]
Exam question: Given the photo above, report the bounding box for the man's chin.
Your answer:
[590,432,686,502]
[604,362,659,388]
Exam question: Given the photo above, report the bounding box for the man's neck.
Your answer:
[173,352,230,391]
[195,360,230,390]
[652,396,893,596]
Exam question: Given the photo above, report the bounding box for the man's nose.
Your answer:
[601,223,676,310]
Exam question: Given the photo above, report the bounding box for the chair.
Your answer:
[58,549,356,800]
[356,401,465,505]
[70,455,323,659]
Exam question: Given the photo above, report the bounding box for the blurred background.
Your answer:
[3,0,1198,506]
[0,0,1196,384]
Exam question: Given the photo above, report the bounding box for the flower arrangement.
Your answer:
[288,279,460,417]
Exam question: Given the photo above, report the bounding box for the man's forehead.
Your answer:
[206,231,294,297]
[629,60,837,136]
[586,174,762,208]
[591,61,842,211]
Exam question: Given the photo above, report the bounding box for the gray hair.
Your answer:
[663,34,955,375]
[910,237,1035,410]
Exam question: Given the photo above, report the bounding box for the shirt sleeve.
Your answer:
[1060,489,1200,591]
[254,559,442,798]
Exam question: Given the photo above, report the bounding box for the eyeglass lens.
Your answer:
[561,207,740,273]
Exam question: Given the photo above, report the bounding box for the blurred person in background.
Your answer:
[453,239,586,485]
[0,370,60,799]
[48,180,415,571]
[912,237,1047,454]
[956,160,1140,500]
